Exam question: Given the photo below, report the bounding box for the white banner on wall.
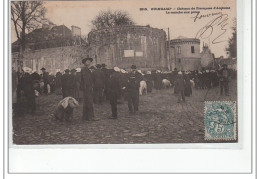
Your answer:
[124,50,134,57]
[135,51,143,57]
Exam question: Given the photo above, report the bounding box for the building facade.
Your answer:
[12,25,88,73]
[87,25,168,70]
[169,37,201,71]
[12,45,88,74]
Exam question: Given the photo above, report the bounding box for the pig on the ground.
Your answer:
[162,79,172,88]
[139,80,147,95]
[54,97,79,122]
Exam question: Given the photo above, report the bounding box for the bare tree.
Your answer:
[91,10,135,30]
[11,1,49,69]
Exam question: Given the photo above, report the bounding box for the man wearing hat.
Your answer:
[80,58,95,121]
[218,64,230,96]
[107,67,121,119]
[92,64,105,104]
[41,67,48,94]
[55,69,62,94]
[125,65,142,114]
[61,69,71,98]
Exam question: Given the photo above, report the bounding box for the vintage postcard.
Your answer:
[11,0,237,145]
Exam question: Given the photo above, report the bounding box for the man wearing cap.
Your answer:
[218,64,230,96]
[61,69,71,98]
[80,58,95,121]
[107,67,121,119]
[92,64,105,104]
[125,65,141,114]
[41,67,48,94]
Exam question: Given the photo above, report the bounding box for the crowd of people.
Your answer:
[12,57,235,120]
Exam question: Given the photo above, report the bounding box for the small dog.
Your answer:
[54,97,79,122]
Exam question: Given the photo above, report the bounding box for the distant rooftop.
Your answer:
[12,25,86,52]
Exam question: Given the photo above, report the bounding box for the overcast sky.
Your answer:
[11,0,236,57]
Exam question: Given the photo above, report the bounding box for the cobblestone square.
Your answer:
[12,80,237,144]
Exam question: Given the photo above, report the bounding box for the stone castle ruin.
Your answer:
[87,25,168,70]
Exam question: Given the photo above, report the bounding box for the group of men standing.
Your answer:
[79,58,142,120]
[13,56,232,119]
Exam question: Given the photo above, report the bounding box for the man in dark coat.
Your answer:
[125,65,141,114]
[68,69,78,98]
[175,71,185,103]
[218,64,230,96]
[41,67,48,94]
[184,73,192,97]
[31,71,41,81]
[61,69,71,98]
[171,68,178,88]
[55,70,62,94]
[92,64,105,104]
[81,58,95,121]
[155,71,162,90]
[101,64,109,101]
[75,68,82,102]
[107,67,121,119]
[19,72,36,115]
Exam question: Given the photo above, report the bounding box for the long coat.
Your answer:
[174,75,185,93]
[55,72,62,89]
[92,69,105,89]
[81,66,93,91]
[80,66,94,120]
[107,71,121,99]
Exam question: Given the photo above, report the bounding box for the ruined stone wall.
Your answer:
[88,26,167,69]
[12,45,88,74]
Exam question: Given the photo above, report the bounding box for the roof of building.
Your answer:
[169,37,200,45]
[12,25,86,52]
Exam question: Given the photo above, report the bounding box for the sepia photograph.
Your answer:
[11,0,237,144]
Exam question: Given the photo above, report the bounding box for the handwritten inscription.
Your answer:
[195,12,229,44]
[192,11,222,22]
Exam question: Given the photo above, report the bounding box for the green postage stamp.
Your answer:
[204,101,237,140]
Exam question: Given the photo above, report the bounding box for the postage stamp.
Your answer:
[204,101,237,140]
